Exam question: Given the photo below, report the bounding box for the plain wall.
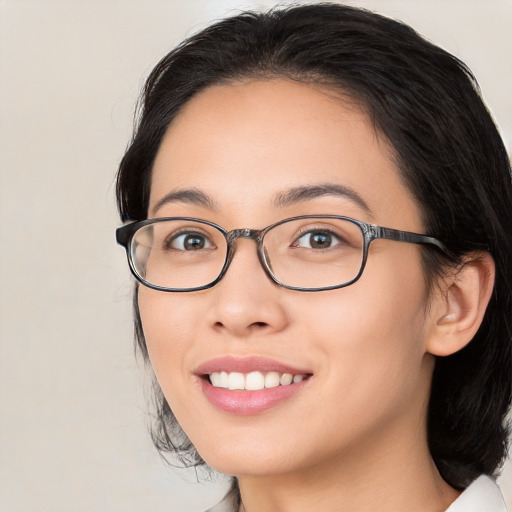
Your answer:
[0,1,510,510]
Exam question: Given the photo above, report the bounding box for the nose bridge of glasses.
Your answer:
[227,228,263,245]
[224,228,267,275]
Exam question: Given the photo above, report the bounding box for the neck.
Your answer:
[237,416,459,512]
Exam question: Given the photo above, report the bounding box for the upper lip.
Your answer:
[195,356,312,376]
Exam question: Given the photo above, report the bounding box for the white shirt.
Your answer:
[206,475,508,512]
[446,475,508,512]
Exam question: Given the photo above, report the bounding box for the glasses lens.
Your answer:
[263,217,364,289]
[130,220,227,290]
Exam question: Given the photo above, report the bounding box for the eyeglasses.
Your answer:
[116,215,450,292]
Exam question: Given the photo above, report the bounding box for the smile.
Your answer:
[197,357,313,415]
[209,371,307,390]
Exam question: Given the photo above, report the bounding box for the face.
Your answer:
[139,79,437,479]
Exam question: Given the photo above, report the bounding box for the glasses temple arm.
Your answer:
[373,226,454,257]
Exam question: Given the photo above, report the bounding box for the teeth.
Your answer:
[219,371,229,388]
[209,371,307,390]
[264,371,280,388]
[246,371,265,390]
[228,372,245,390]
[210,372,221,387]
[280,373,293,385]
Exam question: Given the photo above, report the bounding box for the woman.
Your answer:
[116,4,511,511]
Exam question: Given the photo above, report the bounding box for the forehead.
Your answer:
[150,79,422,230]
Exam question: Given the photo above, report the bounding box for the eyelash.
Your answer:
[163,229,214,250]
[291,226,344,248]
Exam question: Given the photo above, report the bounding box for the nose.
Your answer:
[205,238,289,338]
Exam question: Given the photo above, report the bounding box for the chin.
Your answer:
[204,454,294,478]
[191,429,316,478]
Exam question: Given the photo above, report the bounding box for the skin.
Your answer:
[140,79,463,511]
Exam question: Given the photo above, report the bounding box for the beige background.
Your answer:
[0,1,510,510]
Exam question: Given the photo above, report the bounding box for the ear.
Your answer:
[426,252,495,357]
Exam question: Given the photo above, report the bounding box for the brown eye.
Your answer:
[168,232,213,250]
[295,230,340,249]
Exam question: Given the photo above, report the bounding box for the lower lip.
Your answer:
[200,378,310,415]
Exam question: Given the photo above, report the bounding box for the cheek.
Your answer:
[303,293,426,376]
[137,289,197,387]
[299,251,431,405]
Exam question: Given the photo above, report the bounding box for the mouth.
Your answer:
[207,370,310,390]
[196,357,313,415]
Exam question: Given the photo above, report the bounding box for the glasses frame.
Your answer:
[116,215,451,292]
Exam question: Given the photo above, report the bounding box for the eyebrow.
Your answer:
[151,182,372,217]
[273,183,372,215]
[151,187,218,215]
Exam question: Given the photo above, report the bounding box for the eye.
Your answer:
[294,230,343,250]
[167,232,214,251]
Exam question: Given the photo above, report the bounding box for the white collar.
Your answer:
[206,475,508,512]
[445,475,508,512]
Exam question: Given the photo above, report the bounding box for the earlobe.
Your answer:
[427,252,495,357]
